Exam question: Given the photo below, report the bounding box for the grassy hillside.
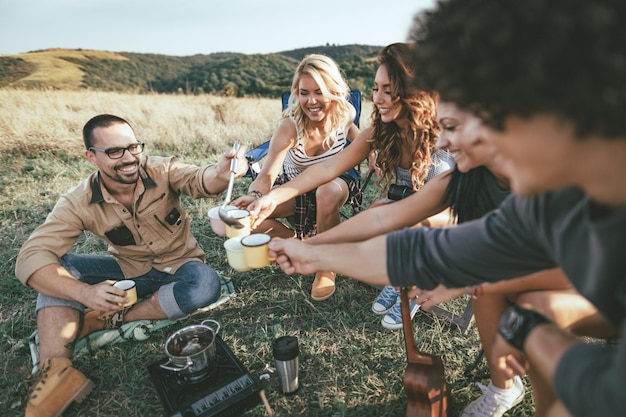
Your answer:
[0,45,381,96]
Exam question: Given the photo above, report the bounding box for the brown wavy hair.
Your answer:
[369,43,439,192]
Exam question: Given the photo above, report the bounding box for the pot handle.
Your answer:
[201,319,221,335]
[159,357,192,372]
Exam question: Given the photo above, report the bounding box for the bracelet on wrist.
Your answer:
[248,190,263,199]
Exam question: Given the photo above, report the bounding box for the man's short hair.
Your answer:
[82,114,132,149]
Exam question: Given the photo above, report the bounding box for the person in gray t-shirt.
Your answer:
[268,1,626,416]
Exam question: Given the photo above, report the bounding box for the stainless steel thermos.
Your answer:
[272,335,299,394]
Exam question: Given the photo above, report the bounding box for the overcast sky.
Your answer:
[0,0,436,56]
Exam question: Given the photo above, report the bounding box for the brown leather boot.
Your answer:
[311,271,336,301]
[78,307,130,339]
[25,358,95,417]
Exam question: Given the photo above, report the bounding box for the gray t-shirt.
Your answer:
[386,186,626,416]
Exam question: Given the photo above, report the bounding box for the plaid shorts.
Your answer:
[274,171,360,238]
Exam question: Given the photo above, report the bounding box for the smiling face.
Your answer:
[436,101,497,173]
[297,74,331,123]
[372,64,403,124]
[481,115,578,196]
[86,122,142,186]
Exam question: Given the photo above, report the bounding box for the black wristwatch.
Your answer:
[498,305,551,351]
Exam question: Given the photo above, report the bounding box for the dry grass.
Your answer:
[0,89,282,154]
[0,90,537,417]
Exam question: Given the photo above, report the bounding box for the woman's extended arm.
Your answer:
[232,118,295,208]
[307,171,452,245]
[247,126,373,228]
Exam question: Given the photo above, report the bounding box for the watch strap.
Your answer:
[499,305,551,351]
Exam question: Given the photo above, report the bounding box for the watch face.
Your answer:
[503,309,520,330]
[499,306,522,343]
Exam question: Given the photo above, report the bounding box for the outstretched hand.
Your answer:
[268,237,317,275]
[248,195,279,229]
[408,284,465,310]
[231,194,256,210]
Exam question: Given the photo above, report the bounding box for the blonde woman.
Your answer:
[232,54,360,300]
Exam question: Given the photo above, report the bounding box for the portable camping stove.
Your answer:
[148,334,261,417]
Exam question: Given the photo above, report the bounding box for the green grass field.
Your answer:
[0,90,536,416]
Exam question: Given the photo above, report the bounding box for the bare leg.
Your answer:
[513,289,617,416]
[310,179,350,300]
[473,295,515,389]
[37,306,80,368]
[253,218,296,238]
[315,179,349,233]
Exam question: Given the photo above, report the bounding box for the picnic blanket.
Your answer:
[28,274,235,374]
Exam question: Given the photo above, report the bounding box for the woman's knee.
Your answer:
[316,180,349,211]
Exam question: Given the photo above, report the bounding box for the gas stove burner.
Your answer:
[148,334,261,417]
[175,366,211,384]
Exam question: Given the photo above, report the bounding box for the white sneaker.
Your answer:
[461,376,525,417]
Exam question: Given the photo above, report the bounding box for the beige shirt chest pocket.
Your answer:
[136,193,188,252]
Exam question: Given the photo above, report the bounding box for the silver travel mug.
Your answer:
[272,336,299,394]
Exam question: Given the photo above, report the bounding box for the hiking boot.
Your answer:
[311,271,336,301]
[381,297,420,330]
[25,357,95,417]
[372,285,399,315]
[461,375,525,417]
[78,306,131,339]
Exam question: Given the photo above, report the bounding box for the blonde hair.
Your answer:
[284,54,355,147]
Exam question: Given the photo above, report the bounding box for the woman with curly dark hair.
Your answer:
[245,43,453,305]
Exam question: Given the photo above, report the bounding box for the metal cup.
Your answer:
[273,336,299,394]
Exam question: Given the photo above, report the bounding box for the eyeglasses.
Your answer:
[89,142,145,159]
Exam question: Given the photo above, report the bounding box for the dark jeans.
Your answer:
[36,253,221,319]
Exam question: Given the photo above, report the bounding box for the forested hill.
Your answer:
[0,44,381,97]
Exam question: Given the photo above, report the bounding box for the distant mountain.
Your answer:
[0,45,381,97]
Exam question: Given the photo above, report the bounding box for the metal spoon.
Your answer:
[218,140,247,229]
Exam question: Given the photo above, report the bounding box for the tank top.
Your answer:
[282,118,349,180]
[396,149,455,187]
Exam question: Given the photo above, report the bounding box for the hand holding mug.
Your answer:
[113,280,138,307]
[241,233,276,268]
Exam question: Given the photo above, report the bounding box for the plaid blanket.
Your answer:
[29,274,236,374]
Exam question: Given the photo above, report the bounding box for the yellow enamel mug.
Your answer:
[241,233,276,268]
[113,280,138,307]
[224,209,251,238]
[224,236,252,272]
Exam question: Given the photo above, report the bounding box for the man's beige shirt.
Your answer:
[15,155,220,285]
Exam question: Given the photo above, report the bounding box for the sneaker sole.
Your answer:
[371,304,394,315]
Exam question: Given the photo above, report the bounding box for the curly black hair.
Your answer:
[409,0,626,139]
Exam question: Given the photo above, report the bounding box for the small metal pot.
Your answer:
[160,319,221,374]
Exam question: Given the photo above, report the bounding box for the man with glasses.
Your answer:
[15,114,248,417]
